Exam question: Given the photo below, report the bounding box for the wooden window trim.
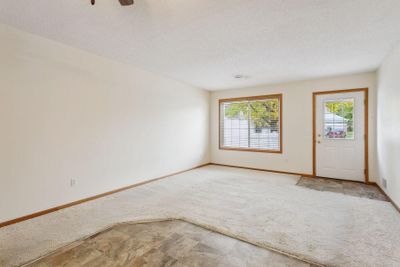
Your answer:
[218,94,283,154]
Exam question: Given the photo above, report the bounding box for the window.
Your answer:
[323,98,354,139]
[219,94,282,153]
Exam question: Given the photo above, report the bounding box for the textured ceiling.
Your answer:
[1,0,400,90]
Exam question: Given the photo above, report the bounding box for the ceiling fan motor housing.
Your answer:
[119,0,134,5]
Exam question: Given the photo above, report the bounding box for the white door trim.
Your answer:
[312,88,369,183]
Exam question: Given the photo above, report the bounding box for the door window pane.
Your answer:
[323,98,354,139]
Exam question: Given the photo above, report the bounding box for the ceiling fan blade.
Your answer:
[119,0,134,5]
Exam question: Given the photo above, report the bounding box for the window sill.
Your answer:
[219,147,282,154]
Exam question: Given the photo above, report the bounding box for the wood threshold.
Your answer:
[0,163,210,229]
[312,88,369,183]
[311,175,367,184]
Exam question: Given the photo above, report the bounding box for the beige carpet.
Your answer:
[0,165,399,267]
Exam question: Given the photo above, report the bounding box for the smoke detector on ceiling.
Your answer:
[233,74,248,80]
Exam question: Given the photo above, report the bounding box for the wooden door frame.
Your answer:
[312,88,369,183]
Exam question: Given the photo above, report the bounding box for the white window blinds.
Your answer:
[219,95,282,152]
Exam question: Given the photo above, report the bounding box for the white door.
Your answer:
[315,91,365,181]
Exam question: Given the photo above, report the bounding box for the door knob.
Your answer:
[317,141,321,144]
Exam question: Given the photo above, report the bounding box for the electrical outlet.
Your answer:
[70,179,77,187]
[381,178,387,189]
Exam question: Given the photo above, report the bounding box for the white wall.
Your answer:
[0,24,210,223]
[211,72,377,178]
[377,42,400,208]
